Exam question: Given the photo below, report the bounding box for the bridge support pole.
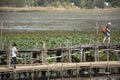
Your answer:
[106,51,109,61]
[0,20,3,50]
[68,44,72,63]
[7,41,11,68]
[80,46,83,62]
[42,41,46,64]
[76,63,80,80]
[94,44,99,61]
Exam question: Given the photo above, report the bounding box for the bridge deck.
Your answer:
[0,61,120,73]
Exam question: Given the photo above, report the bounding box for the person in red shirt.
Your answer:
[103,22,111,45]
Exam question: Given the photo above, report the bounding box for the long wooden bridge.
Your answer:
[0,43,120,80]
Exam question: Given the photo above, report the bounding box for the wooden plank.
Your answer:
[0,61,119,73]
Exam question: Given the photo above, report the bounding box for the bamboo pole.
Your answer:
[61,45,64,80]
[42,41,46,64]
[107,51,109,61]
[47,63,50,80]
[96,22,99,43]
[0,20,3,50]
[24,53,26,65]
[90,62,92,80]
[83,50,86,62]
[7,41,11,68]
[68,43,72,63]
[32,61,35,80]
[94,44,97,61]
[80,46,83,62]
[76,63,79,80]
[32,70,34,80]
[96,22,99,61]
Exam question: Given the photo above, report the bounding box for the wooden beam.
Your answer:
[0,61,120,73]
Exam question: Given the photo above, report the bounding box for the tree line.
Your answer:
[0,0,120,8]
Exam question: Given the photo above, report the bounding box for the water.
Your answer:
[0,9,120,31]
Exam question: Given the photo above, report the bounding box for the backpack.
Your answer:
[101,26,106,32]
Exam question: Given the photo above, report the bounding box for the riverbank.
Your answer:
[0,6,120,12]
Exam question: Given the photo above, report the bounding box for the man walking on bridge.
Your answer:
[102,22,111,46]
[11,43,18,70]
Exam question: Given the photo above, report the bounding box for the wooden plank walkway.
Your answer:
[0,61,120,73]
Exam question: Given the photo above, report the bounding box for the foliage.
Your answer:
[111,0,120,7]
[2,31,96,50]
[0,0,120,8]
[94,0,106,8]
[1,30,120,63]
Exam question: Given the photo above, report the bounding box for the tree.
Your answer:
[0,0,120,8]
[94,0,106,8]
[86,0,95,9]
[80,0,86,8]
[111,0,120,7]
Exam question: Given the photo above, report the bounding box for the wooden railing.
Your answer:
[0,42,120,67]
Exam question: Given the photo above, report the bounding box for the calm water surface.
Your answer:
[0,9,120,31]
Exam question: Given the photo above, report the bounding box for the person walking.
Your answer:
[11,43,18,69]
[102,22,111,45]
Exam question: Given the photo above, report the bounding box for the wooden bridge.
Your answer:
[0,42,120,68]
[0,42,120,80]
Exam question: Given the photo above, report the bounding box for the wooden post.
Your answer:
[0,20,3,50]
[32,67,34,80]
[90,63,92,80]
[47,64,50,80]
[94,44,98,61]
[61,45,64,80]
[96,22,99,43]
[61,62,63,80]
[106,51,109,61]
[97,44,99,61]
[68,44,72,63]
[24,53,26,65]
[42,41,46,64]
[76,63,79,80]
[83,50,86,62]
[80,46,83,62]
[7,41,11,68]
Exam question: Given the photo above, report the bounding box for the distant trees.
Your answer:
[111,0,120,7]
[94,0,106,8]
[0,0,26,7]
[0,0,120,8]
